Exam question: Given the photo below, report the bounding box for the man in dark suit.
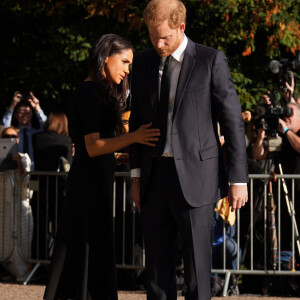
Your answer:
[129,0,248,299]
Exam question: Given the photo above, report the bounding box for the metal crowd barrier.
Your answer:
[112,173,300,296]
[0,172,15,262]
[214,174,300,296]
[1,171,300,295]
[113,172,145,270]
[18,171,68,284]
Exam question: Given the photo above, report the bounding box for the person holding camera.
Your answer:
[1,91,47,128]
[1,91,47,170]
[253,102,300,160]
[253,102,300,249]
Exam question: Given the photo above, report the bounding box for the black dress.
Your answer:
[44,81,118,300]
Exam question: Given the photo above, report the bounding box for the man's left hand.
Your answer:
[28,91,41,112]
[228,185,248,212]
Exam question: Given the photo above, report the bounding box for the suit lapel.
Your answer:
[148,50,160,126]
[173,39,196,120]
[148,50,160,107]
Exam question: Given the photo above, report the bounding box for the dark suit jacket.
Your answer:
[129,38,248,207]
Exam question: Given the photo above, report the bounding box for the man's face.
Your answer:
[284,105,300,133]
[148,19,185,57]
[15,106,32,126]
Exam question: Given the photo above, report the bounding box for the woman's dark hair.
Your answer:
[11,100,41,129]
[44,111,69,136]
[88,34,133,135]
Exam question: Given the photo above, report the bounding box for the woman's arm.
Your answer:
[85,123,160,157]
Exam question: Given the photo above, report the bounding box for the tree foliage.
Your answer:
[1,0,299,115]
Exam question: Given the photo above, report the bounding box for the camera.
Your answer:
[21,91,32,101]
[253,93,293,132]
[253,92,293,152]
[269,51,300,93]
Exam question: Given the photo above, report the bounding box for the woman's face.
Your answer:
[103,49,133,84]
[3,128,19,143]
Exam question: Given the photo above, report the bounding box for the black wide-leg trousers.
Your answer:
[141,157,215,300]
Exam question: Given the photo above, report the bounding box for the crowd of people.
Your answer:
[0,0,299,299]
[245,77,300,271]
[1,88,298,294]
[0,91,73,281]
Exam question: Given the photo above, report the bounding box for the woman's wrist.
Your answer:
[128,131,137,144]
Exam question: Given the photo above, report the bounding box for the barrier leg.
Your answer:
[23,262,41,285]
[222,271,230,297]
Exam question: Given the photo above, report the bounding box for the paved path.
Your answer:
[0,283,299,300]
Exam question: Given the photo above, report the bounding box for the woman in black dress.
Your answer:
[44,34,160,300]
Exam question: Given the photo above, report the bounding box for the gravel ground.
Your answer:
[0,283,299,300]
[0,284,149,300]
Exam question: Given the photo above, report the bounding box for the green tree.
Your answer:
[1,0,299,116]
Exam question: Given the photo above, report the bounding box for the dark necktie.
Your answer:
[156,55,171,155]
[23,128,29,154]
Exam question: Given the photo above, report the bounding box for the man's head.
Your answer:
[144,0,186,57]
[284,103,300,133]
[13,100,34,127]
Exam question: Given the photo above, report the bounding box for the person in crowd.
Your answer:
[252,102,300,249]
[211,211,240,296]
[1,91,47,170]
[30,112,73,260]
[129,1,248,299]
[0,126,33,282]
[1,91,47,128]
[262,79,296,105]
[283,77,296,103]
[43,34,160,300]
[252,102,300,161]
[33,111,72,171]
[212,212,240,271]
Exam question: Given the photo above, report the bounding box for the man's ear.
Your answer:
[179,23,185,33]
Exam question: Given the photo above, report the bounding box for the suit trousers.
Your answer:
[141,157,215,300]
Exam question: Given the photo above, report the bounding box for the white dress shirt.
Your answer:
[159,35,188,156]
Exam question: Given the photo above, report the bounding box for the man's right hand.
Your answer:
[10,91,22,110]
[131,180,141,212]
